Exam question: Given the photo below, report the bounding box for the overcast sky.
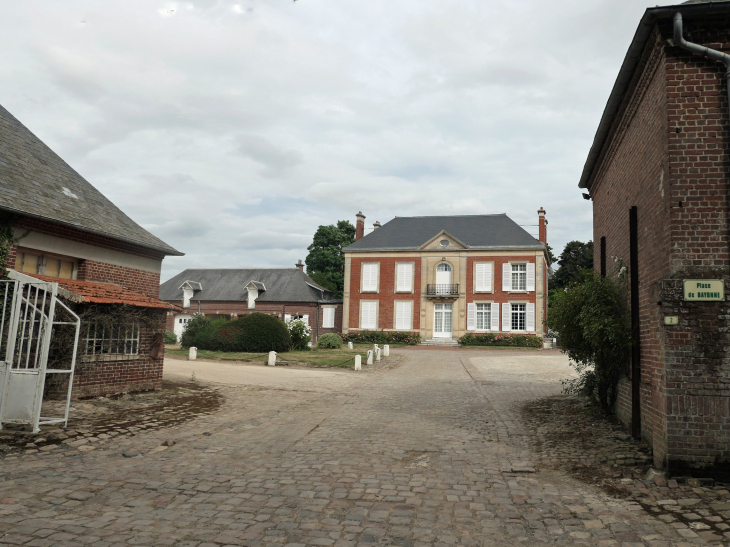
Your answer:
[0,0,667,281]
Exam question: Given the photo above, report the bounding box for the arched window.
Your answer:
[437,263,451,272]
[435,263,452,293]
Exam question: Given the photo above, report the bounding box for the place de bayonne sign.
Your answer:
[683,279,725,301]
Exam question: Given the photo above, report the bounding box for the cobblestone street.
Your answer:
[1,349,727,547]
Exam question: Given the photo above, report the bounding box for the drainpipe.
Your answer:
[673,12,730,119]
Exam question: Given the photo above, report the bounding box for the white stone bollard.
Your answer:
[376,348,381,362]
[366,350,373,365]
[383,344,390,357]
[347,341,354,350]
[354,355,362,370]
[188,347,197,361]
[268,351,277,366]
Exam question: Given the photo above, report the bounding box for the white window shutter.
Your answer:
[284,314,292,323]
[526,303,535,332]
[396,264,405,291]
[323,308,335,328]
[302,315,309,325]
[467,303,476,331]
[403,263,413,291]
[404,302,412,329]
[362,302,376,329]
[475,264,485,292]
[502,263,511,292]
[363,264,378,292]
[527,263,536,292]
[491,303,500,331]
[395,302,404,329]
[502,303,511,332]
[485,263,493,291]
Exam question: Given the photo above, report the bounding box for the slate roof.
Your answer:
[0,104,182,256]
[24,273,181,310]
[345,214,544,251]
[159,268,333,303]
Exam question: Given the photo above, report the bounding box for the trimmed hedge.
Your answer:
[317,333,343,349]
[181,313,292,352]
[342,330,421,345]
[458,332,542,348]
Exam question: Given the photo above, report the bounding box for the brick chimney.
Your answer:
[538,207,547,244]
[355,211,366,241]
[295,259,304,271]
[373,221,381,230]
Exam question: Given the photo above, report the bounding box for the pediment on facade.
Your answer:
[419,230,469,251]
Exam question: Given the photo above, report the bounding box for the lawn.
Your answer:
[164,344,390,369]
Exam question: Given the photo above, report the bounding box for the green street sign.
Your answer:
[683,279,725,301]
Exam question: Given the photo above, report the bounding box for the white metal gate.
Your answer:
[0,273,80,433]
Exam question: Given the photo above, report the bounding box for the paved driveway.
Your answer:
[0,350,706,546]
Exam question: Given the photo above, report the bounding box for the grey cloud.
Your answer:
[235,134,303,178]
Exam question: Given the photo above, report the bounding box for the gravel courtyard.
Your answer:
[0,349,725,546]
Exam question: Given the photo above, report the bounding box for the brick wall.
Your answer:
[76,260,161,298]
[588,15,730,475]
[348,257,421,331]
[51,309,167,399]
[465,256,539,332]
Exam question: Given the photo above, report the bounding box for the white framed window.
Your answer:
[511,303,526,331]
[322,307,336,329]
[361,263,379,292]
[474,262,493,292]
[396,263,414,292]
[84,323,140,356]
[360,301,377,329]
[476,304,491,330]
[395,301,413,330]
[512,264,527,291]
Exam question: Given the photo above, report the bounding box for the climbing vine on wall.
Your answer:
[0,212,19,277]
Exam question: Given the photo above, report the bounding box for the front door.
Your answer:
[434,303,453,338]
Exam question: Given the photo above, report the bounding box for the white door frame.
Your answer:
[433,303,453,338]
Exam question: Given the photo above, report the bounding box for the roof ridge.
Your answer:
[393,213,507,218]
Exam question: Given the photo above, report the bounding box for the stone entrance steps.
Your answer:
[420,338,460,347]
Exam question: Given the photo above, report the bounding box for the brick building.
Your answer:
[0,104,182,397]
[580,0,730,475]
[342,211,550,343]
[159,266,343,342]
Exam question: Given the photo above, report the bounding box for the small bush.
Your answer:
[458,332,542,348]
[287,318,312,351]
[180,314,212,348]
[317,333,343,349]
[164,331,178,344]
[341,330,421,345]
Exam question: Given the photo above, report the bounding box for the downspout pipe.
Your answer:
[673,12,730,118]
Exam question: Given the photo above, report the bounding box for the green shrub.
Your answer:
[317,333,343,349]
[545,271,630,413]
[287,318,312,351]
[164,331,178,344]
[458,332,542,348]
[341,330,420,345]
[180,314,212,348]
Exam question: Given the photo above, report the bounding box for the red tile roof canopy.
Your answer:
[25,274,181,311]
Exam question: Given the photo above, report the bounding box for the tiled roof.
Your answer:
[345,214,544,251]
[25,273,180,311]
[0,105,183,256]
[160,268,333,302]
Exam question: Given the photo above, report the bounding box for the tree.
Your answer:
[545,243,557,264]
[546,272,630,413]
[305,220,356,299]
[549,240,593,290]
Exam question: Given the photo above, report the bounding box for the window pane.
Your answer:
[59,261,74,279]
[46,259,61,277]
[21,254,39,274]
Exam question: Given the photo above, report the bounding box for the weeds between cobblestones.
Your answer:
[521,394,730,544]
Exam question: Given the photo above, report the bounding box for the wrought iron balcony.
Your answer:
[426,283,460,297]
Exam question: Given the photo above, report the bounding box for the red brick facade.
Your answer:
[348,257,422,331]
[4,215,174,399]
[587,14,730,475]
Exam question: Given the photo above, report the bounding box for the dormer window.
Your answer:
[179,280,203,309]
